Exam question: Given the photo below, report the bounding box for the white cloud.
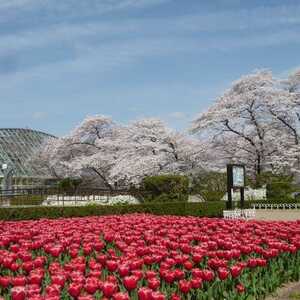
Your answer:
[0,0,35,9]
[0,0,171,17]
[1,2,300,56]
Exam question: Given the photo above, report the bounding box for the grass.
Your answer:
[289,292,300,299]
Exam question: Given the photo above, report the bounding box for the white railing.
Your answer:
[223,209,256,220]
[251,203,300,210]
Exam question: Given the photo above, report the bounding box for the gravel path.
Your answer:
[255,210,300,221]
[265,281,300,300]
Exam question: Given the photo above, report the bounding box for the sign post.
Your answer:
[227,164,246,209]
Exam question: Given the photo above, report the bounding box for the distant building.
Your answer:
[0,128,57,190]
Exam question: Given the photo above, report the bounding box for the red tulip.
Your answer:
[218,267,230,280]
[28,273,43,286]
[230,265,242,278]
[84,278,99,294]
[247,258,257,268]
[174,269,185,280]
[138,287,152,300]
[45,284,61,297]
[147,277,160,290]
[123,275,139,291]
[11,286,26,300]
[112,292,130,300]
[0,276,11,288]
[145,271,157,279]
[179,280,191,294]
[183,260,193,270]
[236,283,245,294]
[51,275,66,287]
[201,270,214,282]
[191,268,202,278]
[106,260,118,272]
[150,291,166,300]
[68,283,82,298]
[118,264,130,277]
[11,276,26,287]
[192,253,203,264]
[102,281,118,297]
[78,296,94,300]
[191,278,202,289]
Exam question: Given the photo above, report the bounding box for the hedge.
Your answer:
[9,195,45,206]
[0,201,225,221]
[141,175,189,202]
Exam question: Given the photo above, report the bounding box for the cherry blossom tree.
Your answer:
[36,116,206,189]
[191,69,300,181]
[191,71,281,181]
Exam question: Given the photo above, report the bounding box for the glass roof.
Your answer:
[0,128,56,178]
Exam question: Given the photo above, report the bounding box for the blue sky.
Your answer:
[0,0,299,136]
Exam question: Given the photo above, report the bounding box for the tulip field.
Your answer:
[0,215,300,300]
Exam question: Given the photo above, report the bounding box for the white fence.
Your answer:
[251,203,300,210]
[223,209,256,220]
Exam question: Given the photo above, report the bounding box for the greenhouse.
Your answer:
[0,128,56,190]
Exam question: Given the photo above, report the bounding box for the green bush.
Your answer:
[9,195,45,206]
[0,201,225,221]
[141,175,189,202]
[254,172,296,200]
[57,178,82,195]
[190,171,227,201]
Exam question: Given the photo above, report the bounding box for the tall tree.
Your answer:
[35,116,206,189]
[191,71,279,181]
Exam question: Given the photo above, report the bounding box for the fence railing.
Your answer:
[251,203,300,210]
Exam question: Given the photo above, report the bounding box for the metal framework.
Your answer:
[0,128,56,189]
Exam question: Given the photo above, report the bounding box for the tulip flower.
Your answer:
[230,265,242,278]
[138,287,152,300]
[147,277,160,290]
[236,283,246,294]
[0,214,300,300]
[123,275,139,291]
[112,292,130,300]
[68,283,82,298]
[102,281,118,297]
[11,286,26,300]
[179,280,191,294]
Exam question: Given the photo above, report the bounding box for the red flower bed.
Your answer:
[0,214,300,300]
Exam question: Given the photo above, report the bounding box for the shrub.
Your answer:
[141,175,189,202]
[190,171,227,201]
[254,172,296,200]
[0,201,225,220]
[9,195,45,206]
[57,178,82,195]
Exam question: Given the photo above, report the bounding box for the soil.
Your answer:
[265,281,300,300]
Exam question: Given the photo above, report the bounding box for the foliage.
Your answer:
[141,175,189,202]
[190,171,226,201]
[57,177,82,194]
[254,172,297,200]
[0,201,225,220]
[8,195,45,206]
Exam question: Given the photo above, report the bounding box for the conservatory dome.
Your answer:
[0,128,56,189]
